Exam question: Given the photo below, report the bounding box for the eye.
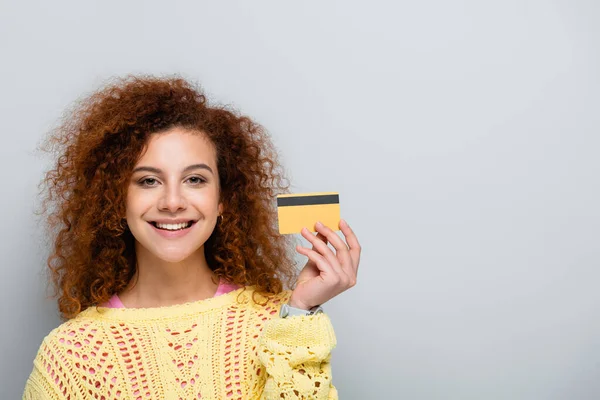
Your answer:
[137,176,207,188]
[187,176,207,185]
[139,178,158,187]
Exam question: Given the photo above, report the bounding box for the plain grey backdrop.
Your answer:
[1,1,599,399]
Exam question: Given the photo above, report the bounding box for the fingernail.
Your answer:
[340,219,347,227]
[316,221,323,228]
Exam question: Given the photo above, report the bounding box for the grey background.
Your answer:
[2,1,599,399]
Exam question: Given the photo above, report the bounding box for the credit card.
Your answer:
[276,192,340,235]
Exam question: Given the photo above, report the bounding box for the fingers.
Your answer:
[294,219,361,306]
[314,221,353,269]
[339,219,361,272]
[302,223,353,286]
[301,228,341,274]
[312,232,328,248]
[299,219,361,272]
[295,243,335,276]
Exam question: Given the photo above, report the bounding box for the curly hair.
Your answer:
[34,74,299,320]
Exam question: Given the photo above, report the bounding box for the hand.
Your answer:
[290,219,361,310]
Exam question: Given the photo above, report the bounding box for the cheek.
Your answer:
[125,189,154,218]
[190,189,219,208]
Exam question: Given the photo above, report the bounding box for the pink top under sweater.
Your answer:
[101,279,241,308]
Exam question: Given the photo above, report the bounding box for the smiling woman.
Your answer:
[118,129,228,305]
[23,74,361,399]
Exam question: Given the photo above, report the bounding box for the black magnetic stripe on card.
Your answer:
[277,194,339,207]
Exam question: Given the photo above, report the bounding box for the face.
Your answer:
[125,127,223,263]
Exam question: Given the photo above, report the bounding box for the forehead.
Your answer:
[136,128,216,168]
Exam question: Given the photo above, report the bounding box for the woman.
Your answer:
[23,75,361,399]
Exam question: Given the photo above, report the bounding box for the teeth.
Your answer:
[155,222,191,231]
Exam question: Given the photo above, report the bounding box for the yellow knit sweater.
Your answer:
[22,286,338,399]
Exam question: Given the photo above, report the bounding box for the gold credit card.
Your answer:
[276,192,340,235]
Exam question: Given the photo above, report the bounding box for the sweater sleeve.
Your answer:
[22,357,62,400]
[22,336,75,400]
[258,313,338,399]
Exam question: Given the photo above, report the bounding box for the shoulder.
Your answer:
[29,313,104,380]
[27,312,113,395]
[36,311,104,355]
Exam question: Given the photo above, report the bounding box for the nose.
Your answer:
[158,184,187,213]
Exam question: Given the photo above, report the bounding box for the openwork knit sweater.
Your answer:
[22,286,338,399]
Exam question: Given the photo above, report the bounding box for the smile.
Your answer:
[148,221,197,238]
[150,221,194,231]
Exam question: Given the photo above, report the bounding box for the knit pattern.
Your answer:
[23,286,338,399]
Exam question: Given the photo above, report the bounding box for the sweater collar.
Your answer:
[76,286,257,322]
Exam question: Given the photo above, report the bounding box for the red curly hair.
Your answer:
[35,74,299,320]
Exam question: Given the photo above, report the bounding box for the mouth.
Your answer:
[149,220,196,231]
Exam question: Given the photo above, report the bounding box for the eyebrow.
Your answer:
[132,163,214,175]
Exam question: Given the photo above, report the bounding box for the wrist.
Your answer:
[288,296,311,311]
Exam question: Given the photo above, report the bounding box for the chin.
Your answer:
[153,245,206,263]
[148,252,188,264]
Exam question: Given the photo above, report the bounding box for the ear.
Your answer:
[218,203,224,216]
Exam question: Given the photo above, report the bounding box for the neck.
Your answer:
[119,243,219,308]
